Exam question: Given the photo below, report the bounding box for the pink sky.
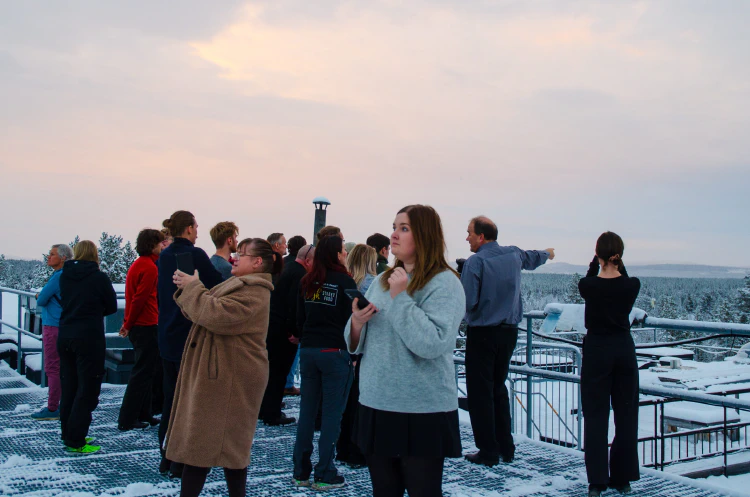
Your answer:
[1,1,748,265]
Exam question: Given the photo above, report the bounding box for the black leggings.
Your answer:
[366,455,445,497]
[180,465,247,497]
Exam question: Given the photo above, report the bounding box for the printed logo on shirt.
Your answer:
[306,283,339,307]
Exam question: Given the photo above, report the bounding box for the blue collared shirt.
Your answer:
[460,241,549,326]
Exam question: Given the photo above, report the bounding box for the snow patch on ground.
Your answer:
[1,454,33,468]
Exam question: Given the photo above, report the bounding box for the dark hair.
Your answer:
[210,221,238,249]
[316,225,341,242]
[366,233,390,254]
[163,210,195,238]
[135,229,165,256]
[287,235,307,257]
[237,238,283,275]
[381,205,458,295]
[300,235,349,297]
[595,231,625,272]
[470,216,498,241]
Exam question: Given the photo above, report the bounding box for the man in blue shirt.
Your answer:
[32,244,74,420]
[460,216,554,467]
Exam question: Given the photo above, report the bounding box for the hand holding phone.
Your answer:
[345,289,373,310]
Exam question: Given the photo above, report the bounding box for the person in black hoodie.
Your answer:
[258,244,315,426]
[578,232,641,497]
[292,236,356,491]
[157,210,223,476]
[57,240,117,454]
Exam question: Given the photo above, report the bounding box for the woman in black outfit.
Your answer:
[292,235,357,490]
[58,240,118,454]
[578,232,641,497]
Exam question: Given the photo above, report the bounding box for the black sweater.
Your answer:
[578,261,640,335]
[269,260,307,337]
[297,271,357,349]
[59,260,118,339]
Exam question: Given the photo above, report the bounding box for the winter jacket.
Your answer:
[157,237,223,363]
[37,269,63,327]
[268,260,307,338]
[165,274,273,469]
[297,270,357,349]
[376,255,389,275]
[59,260,118,339]
[123,254,159,330]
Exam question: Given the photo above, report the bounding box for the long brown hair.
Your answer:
[381,204,458,295]
[300,235,349,297]
[163,210,195,238]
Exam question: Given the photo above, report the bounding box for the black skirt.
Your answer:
[354,404,462,459]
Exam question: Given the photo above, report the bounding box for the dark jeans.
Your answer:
[581,333,640,486]
[465,325,518,458]
[58,335,105,448]
[366,454,445,497]
[159,359,180,459]
[293,348,353,482]
[337,357,364,463]
[258,329,299,421]
[118,325,158,426]
[181,465,247,497]
[151,343,164,415]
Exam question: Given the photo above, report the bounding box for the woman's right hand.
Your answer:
[352,299,378,327]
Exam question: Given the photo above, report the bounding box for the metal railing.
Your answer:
[0,286,130,387]
[454,312,750,476]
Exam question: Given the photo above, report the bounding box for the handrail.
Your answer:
[0,286,37,298]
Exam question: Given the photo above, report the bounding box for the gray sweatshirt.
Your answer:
[345,269,466,414]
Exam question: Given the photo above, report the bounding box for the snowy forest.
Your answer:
[0,233,137,290]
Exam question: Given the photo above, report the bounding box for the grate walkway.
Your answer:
[0,362,732,496]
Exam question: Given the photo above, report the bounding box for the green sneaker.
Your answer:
[85,437,95,444]
[312,475,345,490]
[64,444,100,455]
[291,477,310,487]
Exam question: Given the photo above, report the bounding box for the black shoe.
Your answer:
[118,420,150,431]
[159,457,171,475]
[312,474,345,490]
[464,451,500,467]
[610,483,632,494]
[588,484,607,497]
[169,462,184,479]
[502,446,516,463]
[139,416,160,426]
[263,413,296,426]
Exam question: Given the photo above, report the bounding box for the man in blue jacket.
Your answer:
[157,211,223,477]
[32,244,74,421]
[460,216,554,467]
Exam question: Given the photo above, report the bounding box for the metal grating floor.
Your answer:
[0,362,732,497]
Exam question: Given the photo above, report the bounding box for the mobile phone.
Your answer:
[175,252,195,275]
[344,289,373,310]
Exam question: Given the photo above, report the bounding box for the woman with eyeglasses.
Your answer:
[292,235,358,491]
[168,238,282,497]
[345,205,466,497]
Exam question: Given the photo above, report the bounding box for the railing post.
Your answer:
[526,315,533,439]
[17,294,23,373]
[660,402,665,471]
[724,408,728,478]
[576,349,583,450]
[0,290,3,322]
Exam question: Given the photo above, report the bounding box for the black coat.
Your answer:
[157,237,223,362]
[59,260,117,340]
[269,260,307,337]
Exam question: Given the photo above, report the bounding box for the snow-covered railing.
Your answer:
[641,316,750,336]
[0,286,42,379]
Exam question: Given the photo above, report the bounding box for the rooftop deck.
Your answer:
[0,364,738,497]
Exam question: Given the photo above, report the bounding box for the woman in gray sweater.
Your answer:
[345,204,465,497]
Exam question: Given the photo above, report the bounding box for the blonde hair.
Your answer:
[73,240,99,264]
[347,244,377,288]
